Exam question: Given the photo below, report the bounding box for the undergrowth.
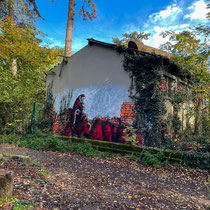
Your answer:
[127,151,168,168]
[0,130,209,169]
[0,130,111,159]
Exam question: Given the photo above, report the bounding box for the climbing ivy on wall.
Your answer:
[171,84,187,135]
[121,47,167,147]
[119,45,192,147]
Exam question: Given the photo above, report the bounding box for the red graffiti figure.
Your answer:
[111,123,118,142]
[103,119,112,142]
[71,94,86,125]
[64,94,85,136]
[64,122,73,136]
[74,114,90,138]
[90,118,104,140]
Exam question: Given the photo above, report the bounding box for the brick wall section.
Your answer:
[120,102,135,123]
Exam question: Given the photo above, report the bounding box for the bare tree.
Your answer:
[65,0,97,57]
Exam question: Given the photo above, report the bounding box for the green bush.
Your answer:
[0,130,111,159]
[181,151,210,169]
[140,150,167,168]
[17,129,70,152]
[69,142,100,157]
[123,126,138,145]
[183,136,209,153]
[0,134,22,145]
[163,135,209,153]
[0,131,209,169]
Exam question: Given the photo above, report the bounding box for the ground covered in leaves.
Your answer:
[0,143,209,209]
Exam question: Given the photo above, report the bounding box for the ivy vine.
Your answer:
[119,45,190,147]
[120,47,168,147]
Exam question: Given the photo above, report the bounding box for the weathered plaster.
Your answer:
[46,44,132,118]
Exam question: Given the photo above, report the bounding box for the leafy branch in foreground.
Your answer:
[0,18,62,134]
[160,26,209,135]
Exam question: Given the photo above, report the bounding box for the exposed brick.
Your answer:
[120,102,135,123]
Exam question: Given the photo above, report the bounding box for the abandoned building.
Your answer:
[46,39,192,141]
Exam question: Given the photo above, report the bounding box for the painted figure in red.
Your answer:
[64,108,72,136]
[111,123,118,142]
[64,94,86,137]
[74,114,90,138]
[90,117,104,140]
[71,94,86,125]
[64,122,73,136]
[102,118,112,142]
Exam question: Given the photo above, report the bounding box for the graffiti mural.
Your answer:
[53,84,132,119]
[54,94,142,146]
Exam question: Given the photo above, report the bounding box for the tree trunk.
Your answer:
[8,0,15,20]
[8,0,17,75]
[65,0,76,57]
[11,59,17,75]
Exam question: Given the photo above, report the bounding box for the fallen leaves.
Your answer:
[0,143,209,209]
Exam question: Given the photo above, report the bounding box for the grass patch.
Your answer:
[37,169,51,178]
[27,158,43,169]
[0,197,36,209]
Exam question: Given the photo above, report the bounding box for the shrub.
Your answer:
[123,126,138,145]
[0,134,22,145]
[140,150,167,168]
[18,130,70,151]
[181,151,210,169]
[0,130,111,158]
[70,142,99,157]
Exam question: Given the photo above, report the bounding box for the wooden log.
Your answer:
[0,169,14,198]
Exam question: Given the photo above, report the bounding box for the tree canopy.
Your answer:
[0,0,43,25]
[160,26,209,100]
[112,31,150,47]
[0,17,62,133]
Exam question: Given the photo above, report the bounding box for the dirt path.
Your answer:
[0,143,209,209]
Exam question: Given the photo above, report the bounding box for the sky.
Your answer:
[36,0,209,52]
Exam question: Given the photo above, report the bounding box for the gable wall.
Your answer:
[46,44,132,119]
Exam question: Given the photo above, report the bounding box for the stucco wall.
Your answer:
[46,44,132,119]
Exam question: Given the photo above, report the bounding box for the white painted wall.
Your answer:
[46,44,132,119]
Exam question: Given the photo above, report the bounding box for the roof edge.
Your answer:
[87,38,172,59]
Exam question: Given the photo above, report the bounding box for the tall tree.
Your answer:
[0,18,61,133]
[65,0,97,56]
[0,0,62,132]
